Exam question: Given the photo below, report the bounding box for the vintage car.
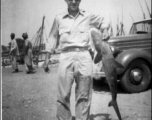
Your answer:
[93,18,151,93]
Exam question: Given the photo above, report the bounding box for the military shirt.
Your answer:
[46,9,109,53]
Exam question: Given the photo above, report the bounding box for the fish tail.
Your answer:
[110,100,122,120]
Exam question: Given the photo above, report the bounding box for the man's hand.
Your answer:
[102,28,110,41]
[88,48,94,60]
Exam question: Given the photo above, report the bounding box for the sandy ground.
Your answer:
[2,66,151,120]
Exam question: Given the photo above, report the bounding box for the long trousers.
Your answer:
[57,50,93,120]
[24,50,33,71]
[11,55,18,70]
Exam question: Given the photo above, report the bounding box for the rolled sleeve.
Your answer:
[46,16,59,53]
[90,13,110,32]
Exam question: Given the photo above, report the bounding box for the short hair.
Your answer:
[10,33,15,37]
[22,33,28,39]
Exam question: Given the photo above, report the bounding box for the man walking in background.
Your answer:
[44,0,109,119]
[22,33,35,74]
[9,33,19,73]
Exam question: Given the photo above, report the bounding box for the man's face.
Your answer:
[11,35,15,40]
[65,0,81,12]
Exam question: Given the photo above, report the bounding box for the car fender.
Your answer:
[115,49,151,74]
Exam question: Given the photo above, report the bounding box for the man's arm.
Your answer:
[44,16,59,72]
[90,13,110,41]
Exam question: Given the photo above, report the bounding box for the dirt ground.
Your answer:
[2,66,151,120]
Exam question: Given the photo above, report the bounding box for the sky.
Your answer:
[1,0,151,46]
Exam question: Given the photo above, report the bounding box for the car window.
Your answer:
[136,22,151,32]
[129,20,151,34]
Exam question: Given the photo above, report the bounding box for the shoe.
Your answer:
[12,69,19,73]
[26,69,36,74]
[26,70,30,74]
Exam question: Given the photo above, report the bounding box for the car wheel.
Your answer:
[120,59,151,93]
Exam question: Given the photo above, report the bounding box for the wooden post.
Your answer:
[2,57,5,68]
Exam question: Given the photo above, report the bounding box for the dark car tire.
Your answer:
[120,59,151,93]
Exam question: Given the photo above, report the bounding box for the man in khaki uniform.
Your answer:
[44,0,109,120]
[22,33,34,74]
[9,33,19,73]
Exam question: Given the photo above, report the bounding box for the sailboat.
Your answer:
[32,16,48,65]
[31,16,59,67]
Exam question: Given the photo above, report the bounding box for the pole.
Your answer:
[116,13,119,36]
[120,5,125,36]
[36,16,45,65]
[129,12,134,22]
[109,13,114,37]
[144,0,151,18]
[138,0,146,19]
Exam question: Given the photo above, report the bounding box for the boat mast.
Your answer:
[36,16,45,65]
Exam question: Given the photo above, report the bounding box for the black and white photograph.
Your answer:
[1,0,151,120]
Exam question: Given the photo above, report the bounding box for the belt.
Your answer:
[62,47,88,52]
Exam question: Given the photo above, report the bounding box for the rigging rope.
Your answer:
[44,27,48,42]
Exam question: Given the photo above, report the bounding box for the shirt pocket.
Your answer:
[78,26,85,33]
[59,29,70,35]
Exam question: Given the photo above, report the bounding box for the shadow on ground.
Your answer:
[11,70,23,73]
[90,114,111,120]
[72,114,111,120]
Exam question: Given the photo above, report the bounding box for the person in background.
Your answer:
[22,33,35,74]
[44,0,109,119]
[9,33,19,73]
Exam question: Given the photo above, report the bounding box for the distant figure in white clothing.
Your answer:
[9,33,19,73]
[22,33,35,74]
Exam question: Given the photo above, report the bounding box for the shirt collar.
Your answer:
[62,9,85,18]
